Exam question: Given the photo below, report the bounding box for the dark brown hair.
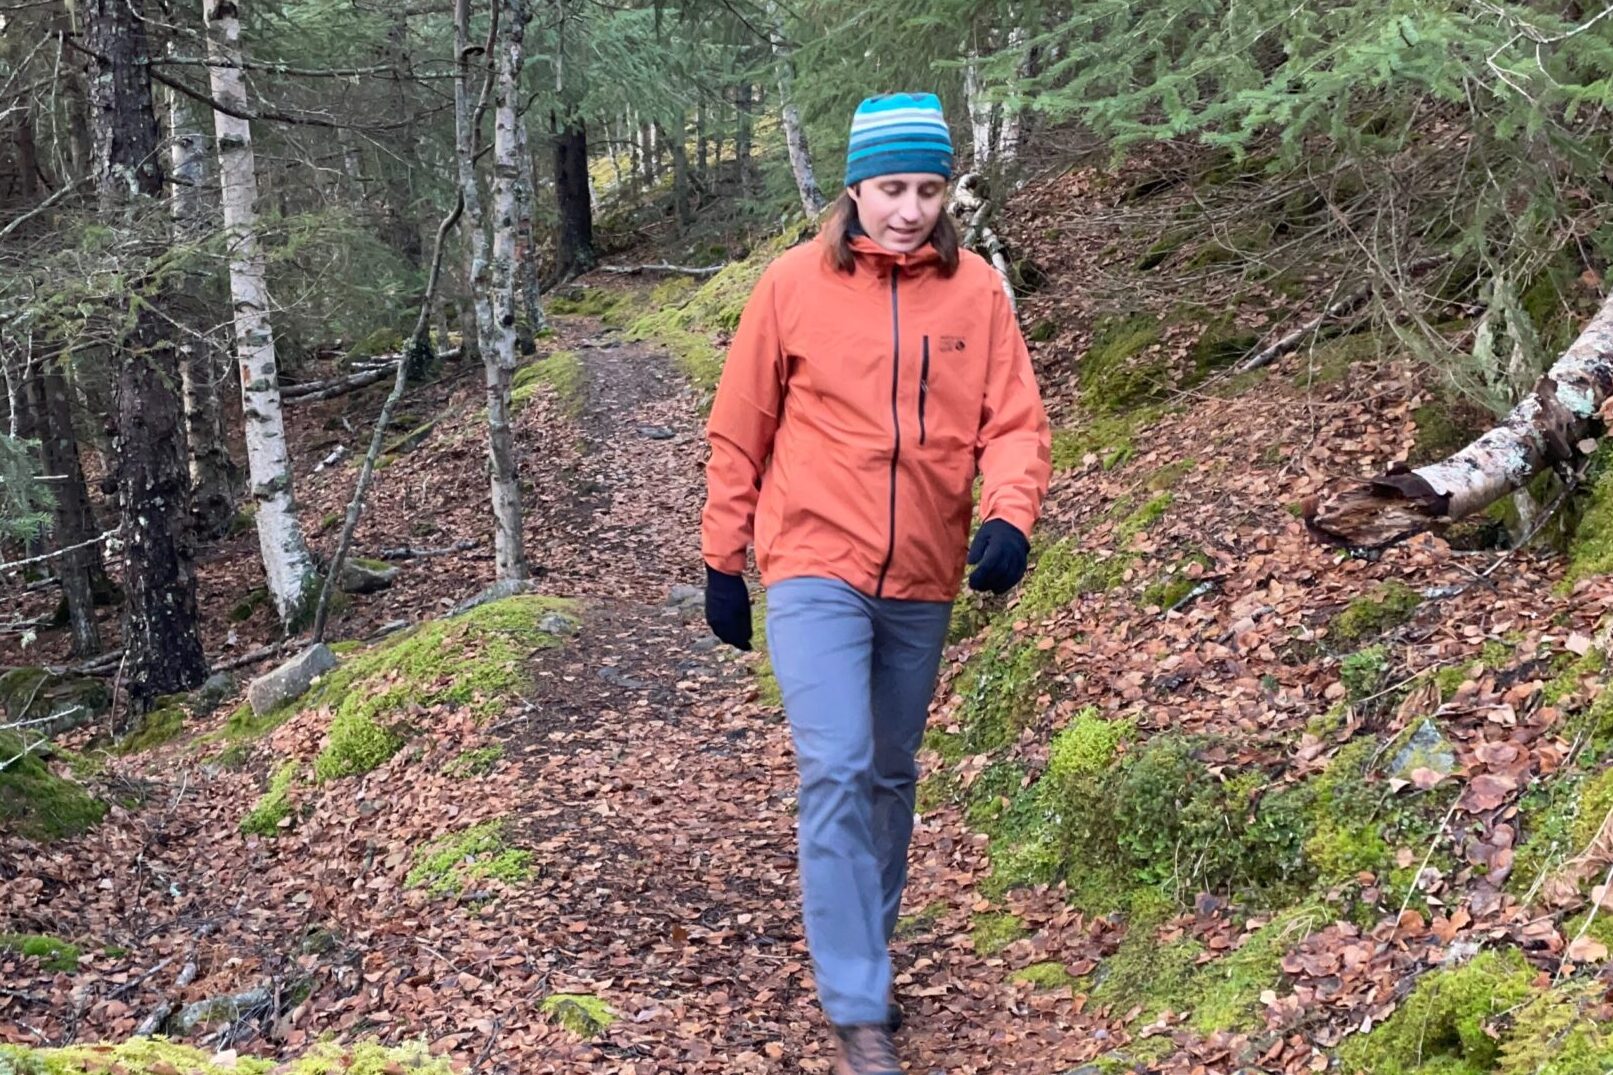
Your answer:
[821,187,960,277]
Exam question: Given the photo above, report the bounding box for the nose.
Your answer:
[897,191,922,223]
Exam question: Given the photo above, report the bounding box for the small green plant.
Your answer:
[406,819,533,897]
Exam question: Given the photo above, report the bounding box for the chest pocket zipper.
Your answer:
[919,335,931,446]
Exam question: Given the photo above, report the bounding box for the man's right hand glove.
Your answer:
[704,566,753,651]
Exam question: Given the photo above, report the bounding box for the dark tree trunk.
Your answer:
[661,120,693,231]
[27,365,102,656]
[85,0,209,712]
[552,111,594,279]
[735,82,753,198]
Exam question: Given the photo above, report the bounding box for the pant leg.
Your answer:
[764,577,889,1027]
[868,598,953,942]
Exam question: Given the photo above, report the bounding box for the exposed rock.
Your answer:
[1390,718,1456,780]
[169,986,273,1035]
[666,584,703,608]
[247,644,338,717]
[638,424,676,440]
[449,578,538,617]
[538,612,579,636]
[338,558,399,594]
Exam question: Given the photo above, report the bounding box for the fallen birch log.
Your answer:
[1307,287,1613,549]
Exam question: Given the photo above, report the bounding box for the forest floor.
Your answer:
[7,156,1613,1074]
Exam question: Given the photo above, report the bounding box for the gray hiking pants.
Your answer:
[764,576,952,1028]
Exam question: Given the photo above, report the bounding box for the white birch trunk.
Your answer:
[202,0,317,625]
[964,49,994,170]
[485,0,530,581]
[767,1,826,217]
[996,25,1027,164]
[1309,289,1613,548]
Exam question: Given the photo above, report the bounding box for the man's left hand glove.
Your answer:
[967,519,1030,595]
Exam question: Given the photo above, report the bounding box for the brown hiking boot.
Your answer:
[833,1023,901,1075]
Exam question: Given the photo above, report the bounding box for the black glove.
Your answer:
[704,566,753,651]
[967,519,1030,595]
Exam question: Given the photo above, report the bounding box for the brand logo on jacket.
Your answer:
[939,336,966,353]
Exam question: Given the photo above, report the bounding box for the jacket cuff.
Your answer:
[704,552,747,576]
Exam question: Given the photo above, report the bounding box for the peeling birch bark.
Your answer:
[203,0,318,626]
[484,0,531,581]
[1308,290,1613,548]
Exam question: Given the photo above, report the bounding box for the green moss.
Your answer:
[1186,323,1260,383]
[308,595,577,781]
[1336,950,1535,1075]
[1027,318,1059,343]
[0,934,81,972]
[1089,897,1203,1020]
[1340,645,1389,703]
[1185,903,1327,1034]
[1012,961,1077,991]
[1047,708,1131,787]
[1410,402,1487,469]
[115,706,183,754]
[512,350,585,415]
[0,1038,452,1074]
[541,993,616,1037]
[1049,407,1164,473]
[406,819,533,897]
[348,326,405,359]
[1115,493,1172,543]
[1330,580,1422,644]
[1497,978,1613,1074]
[229,587,269,623]
[971,911,1026,955]
[1080,313,1166,413]
[1145,459,1196,492]
[1292,330,1384,388]
[951,629,1049,754]
[0,730,106,841]
[963,762,1026,829]
[443,744,504,778]
[626,227,806,393]
[240,762,298,836]
[1566,462,1613,582]
[1572,765,1613,850]
[546,289,628,318]
[1017,538,1128,618]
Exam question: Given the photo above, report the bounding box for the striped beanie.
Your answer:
[845,93,954,186]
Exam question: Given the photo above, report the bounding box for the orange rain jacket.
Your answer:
[701,233,1053,602]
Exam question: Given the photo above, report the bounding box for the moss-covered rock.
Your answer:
[406,819,533,896]
[0,668,109,733]
[0,730,106,841]
[229,587,270,623]
[541,993,616,1037]
[546,289,631,319]
[1329,580,1422,644]
[0,1038,453,1074]
[240,762,298,836]
[0,933,81,972]
[511,350,585,415]
[306,595,577,781]
[1335,950,1535,1074]
[1496,978,1613,1073]
[347,326,405,360]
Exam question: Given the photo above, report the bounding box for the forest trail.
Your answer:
[1,307,1115,1075]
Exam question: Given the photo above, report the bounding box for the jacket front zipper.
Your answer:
[876,270,901,597]
[919,335,930,446]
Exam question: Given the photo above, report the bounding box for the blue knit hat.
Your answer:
[845,92,954,186]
